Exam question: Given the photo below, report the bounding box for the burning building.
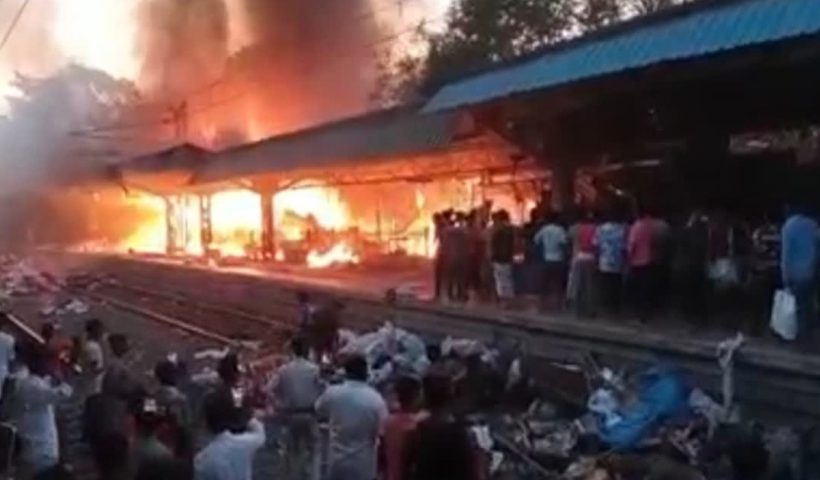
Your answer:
[67,107,543,269]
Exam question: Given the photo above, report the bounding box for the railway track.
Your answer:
[48,253,820,419]
[82,281,296,354]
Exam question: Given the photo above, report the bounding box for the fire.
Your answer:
[274,184,349,240]
[306,242,360,269]
[119,194,166,254]
[210,190,261,256]
[86,173,535,269]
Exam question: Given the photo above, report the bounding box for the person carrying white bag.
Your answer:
[777,205,819,343]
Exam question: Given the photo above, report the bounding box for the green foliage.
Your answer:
[372,0,686,106]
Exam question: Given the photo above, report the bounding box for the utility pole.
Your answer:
[168,101,189,141]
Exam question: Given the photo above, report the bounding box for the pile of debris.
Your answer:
[336,324,812,480]
[0,256,62,298]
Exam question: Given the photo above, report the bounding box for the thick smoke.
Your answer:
[135,0,230,98]
[134,0,382,145]
[0,65,138,192]
[236,0,382,131]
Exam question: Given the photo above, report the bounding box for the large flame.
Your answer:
[86,172,535,269]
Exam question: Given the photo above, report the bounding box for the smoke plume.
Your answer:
[134,0,382,146]
[135,0,230,99]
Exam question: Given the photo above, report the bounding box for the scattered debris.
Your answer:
[194,347,231,361]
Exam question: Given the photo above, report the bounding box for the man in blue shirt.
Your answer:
[781,205,819,341]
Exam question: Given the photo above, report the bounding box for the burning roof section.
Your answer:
[115,142,212,194]
[112,106,528,195]
[191,107,483,187]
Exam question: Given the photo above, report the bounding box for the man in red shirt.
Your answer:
[381,377,426,480]
[628,209,656,323]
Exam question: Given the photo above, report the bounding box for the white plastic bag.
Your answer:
[770,289,797,341]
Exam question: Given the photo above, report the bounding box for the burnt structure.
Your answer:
[87,0,820,259]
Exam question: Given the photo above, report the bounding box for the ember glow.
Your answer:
[306,243,360,269]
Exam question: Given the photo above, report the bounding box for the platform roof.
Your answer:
[116,143,212,194]
[192,108,476,186]
[423,0,820,113]
[123,143,211,173]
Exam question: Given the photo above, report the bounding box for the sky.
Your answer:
[0,0,452,109]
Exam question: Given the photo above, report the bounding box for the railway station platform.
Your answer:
[41,252,820,419]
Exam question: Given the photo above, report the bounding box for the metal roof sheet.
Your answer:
[423,0,820,113]
[123,143,211,173]
[193,108,467,184]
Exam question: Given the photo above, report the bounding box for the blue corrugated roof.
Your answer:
[423,0,820,113]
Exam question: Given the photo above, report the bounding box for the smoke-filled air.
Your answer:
[0,0,449,194]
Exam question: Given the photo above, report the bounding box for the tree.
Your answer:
[578,0,623,31]
[631,0,679,14]
[373,0,575,105]
[372,0,690,106]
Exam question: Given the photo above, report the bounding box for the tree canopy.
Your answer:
[373,0,685,105]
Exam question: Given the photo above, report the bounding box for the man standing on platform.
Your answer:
[490,210,516,306]
[781,203,819,344]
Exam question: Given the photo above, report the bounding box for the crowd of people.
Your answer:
[0,303,489,480]
[433,201,819,342]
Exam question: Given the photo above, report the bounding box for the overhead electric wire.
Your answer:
[0,0,30,54]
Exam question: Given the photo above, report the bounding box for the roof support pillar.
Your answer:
[259,188,275,261]
[165,196,181,255]
[199,194,212,253]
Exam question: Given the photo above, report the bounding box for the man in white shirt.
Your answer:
[271,337,325,480]
[81,319,105,398]
[194,390,266,480]
[533,212,569,310]
[0,313,16,399]
[315,355,388,480]
[12,346,73,476]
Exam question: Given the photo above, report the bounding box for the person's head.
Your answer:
[497,209,510,225]
[296,291,310,305]
[0,312,10,331]
[108,334,129,359]
[217,353,241,386]
[395,376,421,412]
[384,288,397,306]
[422,374,452,411]
[203,390,240,435]
[154,359,179,387]
[40,322,56,342]
[343,355,368,382]
[85,319,104,340]
[290,337,307,359]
